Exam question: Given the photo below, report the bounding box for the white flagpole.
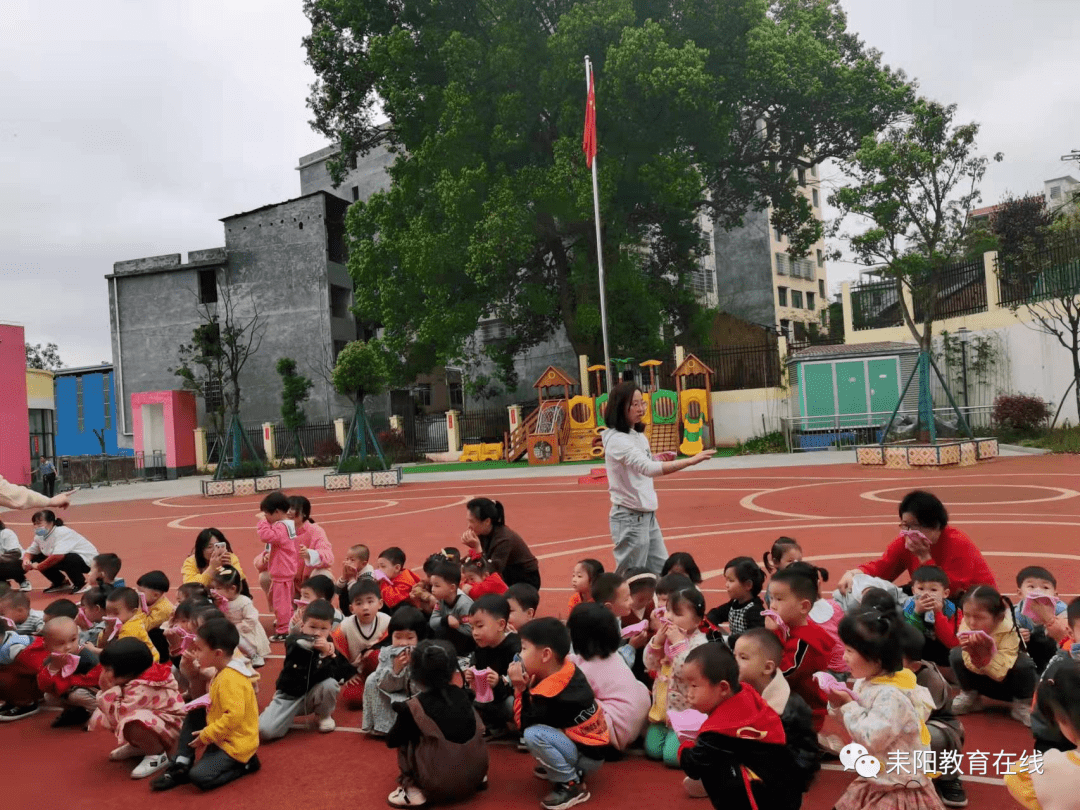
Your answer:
[585,56,614,392]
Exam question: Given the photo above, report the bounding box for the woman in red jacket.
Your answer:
[836,490,996,600]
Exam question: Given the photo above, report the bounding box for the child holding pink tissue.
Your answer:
[136,570,174,665]
[212,566,270,669]
[950,585,1037,726]
[105,587,159,662]
[288,495,335,585]
[465,594,520,738]
[77,587,109,647]
[38,616,101,728]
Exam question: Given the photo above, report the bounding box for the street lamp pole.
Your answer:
[957,327,970,410]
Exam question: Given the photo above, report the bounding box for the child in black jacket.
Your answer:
[258,600,351,740]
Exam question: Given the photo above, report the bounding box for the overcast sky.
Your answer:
[3,0,1079,368]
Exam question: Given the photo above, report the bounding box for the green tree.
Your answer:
[25,342,63,371]
[171,320,227,433]
[303,0,911,388]
[332,340,390,403]
[277,358,314,431]
[830,99,1001,354]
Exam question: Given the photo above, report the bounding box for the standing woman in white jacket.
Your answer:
[21,509,98,594]
[601,382,714,575]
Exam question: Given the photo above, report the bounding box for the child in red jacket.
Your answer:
[374,547,420,614]
[38,616,101,727]
[461,556,508,600]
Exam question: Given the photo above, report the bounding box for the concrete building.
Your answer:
[107,192,357,451]
[712,165,830,339]
[0,322,33,486]
[26,368,56,467]
[1044,175,1080,217]
[54,364,131,457]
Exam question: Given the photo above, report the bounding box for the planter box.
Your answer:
[202,474,282,498]
[857,439,998,470]
[324,467,402,492]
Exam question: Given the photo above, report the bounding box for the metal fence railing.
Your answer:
[688,342,782,391]
[913,258,987,321]
[459,407,509,444]
[59,454,141,488]
[273,422,338,459]
[780,405,994,452]
[851,278,903,331]
[997,236,1080,308]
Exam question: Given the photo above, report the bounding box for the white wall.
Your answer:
[709,387,789,445]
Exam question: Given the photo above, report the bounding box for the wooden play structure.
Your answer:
[505,356,714,467]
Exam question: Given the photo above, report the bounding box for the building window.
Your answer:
[198,269,217,305]
[330,284,352,319]
[775,253,788,276]
[449,381,464,410]
[779,319,790,338]
[819,279,826,298]
[103,374,112,431]
[798,168,806,186]
[773,227,783,243]
[812,188,819,207]
[351,186,360,201]
[817,248,824,267]
[777,286,788,307]
[1051,185,1061,200]
[480,319,510,344]
[791,290,804,309]
[76,376,84,433]
[810,164,817,178]
[794,321,808,341]
[333,340,348,360]
[414,383,432,408]
[807,292,816,310]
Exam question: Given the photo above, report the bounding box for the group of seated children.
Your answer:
[4,493,1080,810]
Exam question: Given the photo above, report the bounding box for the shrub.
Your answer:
[338,455,388,473]
[735,431,786,455]
[221,460,266,479]
[992,394,1051,432]
[377,429,421,463]
[314,438,343,466]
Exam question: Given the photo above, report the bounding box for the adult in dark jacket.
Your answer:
[461,498,541,589]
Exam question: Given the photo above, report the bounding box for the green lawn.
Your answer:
[402,448,736,474]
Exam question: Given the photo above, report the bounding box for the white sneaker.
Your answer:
[387,786,427,807]
[18,581,32,592]
[317,715,336,733]
[131,753,170,779]
[251,655,265,668]
[951,690,982,715]
[73,584,91,595]
[109,743,142,761]
[1011,699,1032,727]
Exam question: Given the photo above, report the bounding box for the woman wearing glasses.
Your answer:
[835,489,996,601]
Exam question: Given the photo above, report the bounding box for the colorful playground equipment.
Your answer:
[460,442,504,462]
[505,356,714,468]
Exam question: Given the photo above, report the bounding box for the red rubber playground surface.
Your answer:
[4,454,1080,810]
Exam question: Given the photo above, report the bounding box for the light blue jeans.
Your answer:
[609,505,667,575]
[522,725,603,783]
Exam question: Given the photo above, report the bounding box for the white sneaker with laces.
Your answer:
[387,786,427,807]
[109,743,142,761]
[317,715,336,733]
[131,753,170,779]
[1011,698,1032,727]
[18,581,32,592]
[950,690,982,715]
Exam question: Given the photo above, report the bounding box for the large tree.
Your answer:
[25,342,63,371]
[303,0,911,388]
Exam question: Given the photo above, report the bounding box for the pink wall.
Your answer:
[131,390,197,470]
[0,324,31,486]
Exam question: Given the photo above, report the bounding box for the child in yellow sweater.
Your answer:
[136,570,175,664]
[151,617,260,791]
[105,587,159,663]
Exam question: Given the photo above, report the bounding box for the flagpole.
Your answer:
[585,56,614,392]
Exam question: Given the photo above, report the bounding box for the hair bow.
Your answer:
[47,652,82,679]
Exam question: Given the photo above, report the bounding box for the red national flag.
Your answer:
[582,66,597,167]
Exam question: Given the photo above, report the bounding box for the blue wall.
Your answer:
[55,371,132,457]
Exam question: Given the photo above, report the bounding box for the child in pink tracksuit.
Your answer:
[256,492,297,642]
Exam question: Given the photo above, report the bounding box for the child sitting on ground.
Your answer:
[77,587,108,647]
[1030,598,1080,755]
[622,569,657,687]
[899,623,967,808]
[167,599,211,696]
[464,594,520,739]
[335,543,374,614]
[289,575,343,632]
[1014,565,1071,672]
[461,555,508,600]
[791,561,847,676]
[825,607,941,810]
[1005,657,1080,810]
[568,602,651,752]
[766,565,832,731]
[411,553,447,616]
[363,606,429,735]
[506,583,539,632]
[89,637,186,780]
[375,547,421,614]
[660,552,703,585]
[0,589,44,634]
[386,639,489,808]
[428,560,475,658]
[89,553,125,592]
[151,618,261,792]
[902,564,962,671]
[103,587,159,662]
[254,491,298,643]
[704,556,766,646]
[644,585,709,767]
[512,617,611,809]
[136,570,174,664]
[333,578,390,710]
[567,558,604,615]
[951,585,1037,727]
[0,598,79,721]
[591,572,644,668]
[37,616,101,728]
[259,599,350,740]
[213,566,271,669]
[734,627,819,796]
[678,642,800,810]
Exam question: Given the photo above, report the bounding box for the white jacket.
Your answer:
[25,525,98,565]
[602,429,663,512]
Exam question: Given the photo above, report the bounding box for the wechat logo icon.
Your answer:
[840,743,881,778]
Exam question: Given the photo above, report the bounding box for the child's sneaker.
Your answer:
[541,779,590,809]
[935,778,969,808]
[18,580,31,592]
[109,743,142,760]
[269,633,288,643]
[1010,698,1032,727]
[251,655,265,668]
[534,764,549,779]
[0,702,39,722]
[150,764,191,792]
[317,715,336,733]
[131,753,170,779]
[950,690,982,715]
[387,786,427,807]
